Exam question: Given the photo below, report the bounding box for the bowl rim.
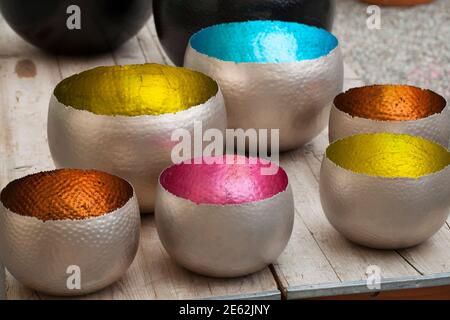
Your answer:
[50,87,224,121]
[333,84,448,123]
[52,64,220,118]
[324,133,450,181]
[0,168,138,223]
[188,20,340,65]
[157,155,291,207]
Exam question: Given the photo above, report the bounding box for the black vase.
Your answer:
[0,0,153,54]
[154,0,335,66]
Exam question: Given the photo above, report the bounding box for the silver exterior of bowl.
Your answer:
[155,183,295,277]
[47,92,227,213]
[320,157,450,249]
[0,193,141,296]
[184,45,343,152]
[329,103,450,148]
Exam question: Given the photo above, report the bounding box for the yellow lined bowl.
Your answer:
[320,133,450,249]
[53,64,218,116]
[48,64,227,213]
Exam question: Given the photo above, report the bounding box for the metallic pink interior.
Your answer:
[160,155,289,205]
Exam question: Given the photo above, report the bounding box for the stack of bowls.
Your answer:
[47,64,227,213]
[185,20,344,151]
[155,155,294,277]
[0,169,140,295]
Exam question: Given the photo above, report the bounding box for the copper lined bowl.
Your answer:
[155,155,294,277]
[0,169,140,296]
[47,64,227,213]
[329,85,449,147]
[320,133,450,249]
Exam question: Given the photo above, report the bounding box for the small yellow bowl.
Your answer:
[320,133,450,249]
[329,85,449,147]
[48,64,227,213]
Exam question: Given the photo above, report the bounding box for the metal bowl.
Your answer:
[48,64,227,213]
[155,155,295,277]
[0,0,152,54]
[320,133,450,249]
[329,85,450,147]
[184,21,343,152]
[0,169,140,296]
[154,0,336,65]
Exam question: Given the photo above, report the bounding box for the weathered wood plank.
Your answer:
[399,224,450,275]
[136,16,168,65]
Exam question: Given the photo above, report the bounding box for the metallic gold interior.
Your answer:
[54,64,218,116]
[334,85,446,121]
[0,169,133,221]
[326,133,450,178]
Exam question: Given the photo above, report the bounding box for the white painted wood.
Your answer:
[1,14,450,300]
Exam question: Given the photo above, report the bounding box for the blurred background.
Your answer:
[335,0,449,99]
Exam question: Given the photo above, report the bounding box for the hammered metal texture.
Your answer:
[48,92,227,213]
[159,155,289,205]
[0,169,132,221]
[185,39,343,152]
[329,86,450,147]
[0,193,141,296]
[155,182,294,277]
[320,154,450,250]
[53,64,219,116]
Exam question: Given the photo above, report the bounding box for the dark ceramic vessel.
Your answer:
[154,0,335,65]
[0,0,152,54]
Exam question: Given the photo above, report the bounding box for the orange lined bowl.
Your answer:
[0,169,140,296]
[329,85,449,147]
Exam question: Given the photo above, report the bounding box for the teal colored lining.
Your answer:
[190,20,338,64]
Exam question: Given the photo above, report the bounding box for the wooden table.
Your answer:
[1,15,450,300]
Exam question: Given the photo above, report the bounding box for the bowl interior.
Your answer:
[190,20,338,63]
[160,155,288,205]
[326,133,450,179]
[334,85,446,121]
[0,169,133,221]
[54,64,218,116]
